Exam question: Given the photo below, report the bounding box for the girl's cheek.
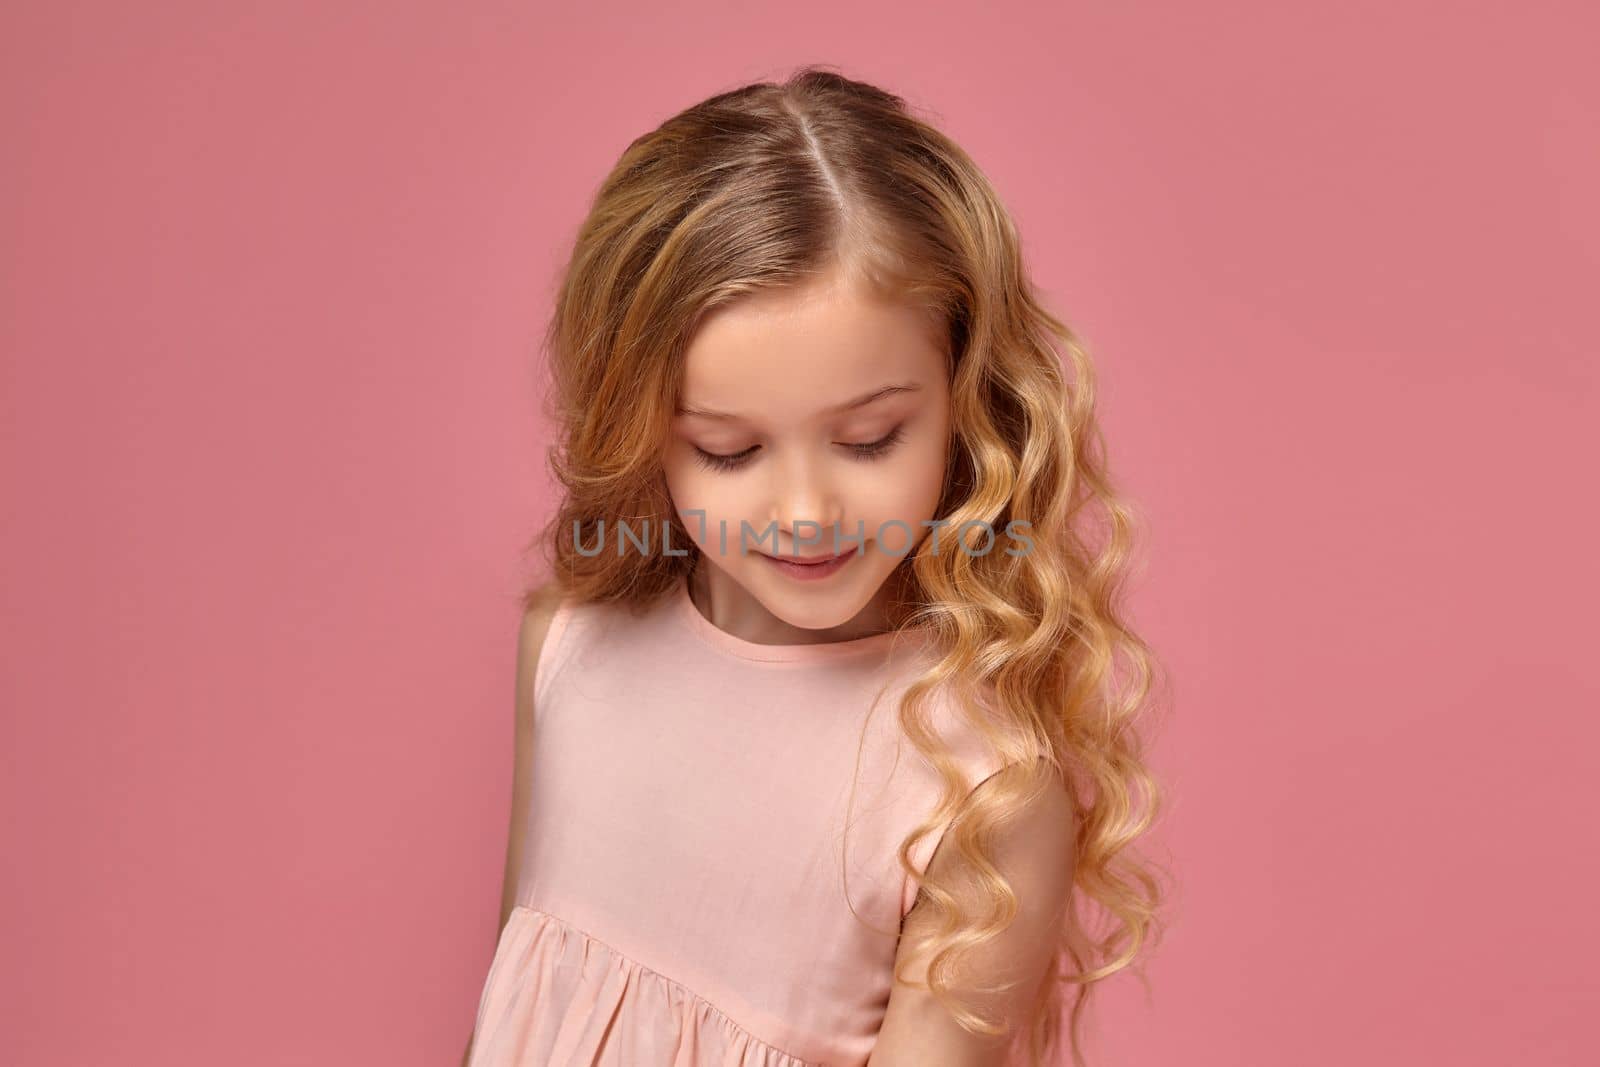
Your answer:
[865,442,947,518]
[672,478,749,551]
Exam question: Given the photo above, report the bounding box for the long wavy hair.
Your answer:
[520,66,1170,1067]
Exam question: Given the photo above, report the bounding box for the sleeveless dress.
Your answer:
[465,576,1018,1067]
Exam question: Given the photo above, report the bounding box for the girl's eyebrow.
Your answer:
[675,382,922,421]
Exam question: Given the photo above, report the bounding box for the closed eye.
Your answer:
[690,424,906,473]
[845,424,905,461]
[691,443,759,473]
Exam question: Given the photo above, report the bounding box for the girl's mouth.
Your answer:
[756,546,861,581]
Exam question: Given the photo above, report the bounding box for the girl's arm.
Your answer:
[461,582,564,1067]
[867,761,1077,1067]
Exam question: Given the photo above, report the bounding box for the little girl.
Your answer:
[462,67,1165,1067]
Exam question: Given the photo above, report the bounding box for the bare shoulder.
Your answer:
[516,580,565,681]
[494,578,567,932]
[870,760,1076,1065]
[919,759,1076,914]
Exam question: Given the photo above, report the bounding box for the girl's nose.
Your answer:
[767,455,844,552]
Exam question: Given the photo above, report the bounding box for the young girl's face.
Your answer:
[662,268,951,637]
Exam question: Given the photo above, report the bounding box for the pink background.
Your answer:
[3,2,1595,1064]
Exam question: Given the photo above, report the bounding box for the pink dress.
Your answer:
[465,576,1015,1066]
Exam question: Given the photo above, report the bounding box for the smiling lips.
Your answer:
[757,546,862,581]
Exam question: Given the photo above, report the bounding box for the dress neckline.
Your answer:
[672,574,905,664]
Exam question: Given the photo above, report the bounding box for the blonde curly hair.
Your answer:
[520,65,1171,1067]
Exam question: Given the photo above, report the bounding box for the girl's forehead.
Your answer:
[678,283,946,422]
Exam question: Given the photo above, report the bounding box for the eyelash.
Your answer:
[691,425,906,473]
